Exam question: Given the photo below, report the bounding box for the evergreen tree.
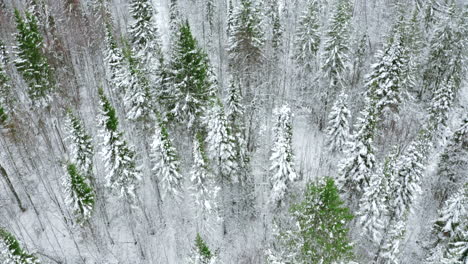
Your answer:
[339,101,377,199]
[128,0,162,70]
[62,163,95,224]
[269,105,297,207]
[121,43,154,124]
[14,9,54,104]
[104,21,126,95]
[427,185,467,263]
[188,233,217,264]
[65,110,94,178]
[228,0,264,71]
[205,0,216,36]
[434,117,468,202]
[0,228,40,264]
[325,92,350,153]
[226,0,234,37]
[365,33,406,122]
[277,178,354,263]
[191,133,218,215]
[322,0,352,95]
[167,21,215,126]
[428,78,454,132]
[294,0,321,71]
[270,1,283,61]
[150,116,182,200]
[98,88,140,203]
[169,0,180,38]
[378,219,406,264]
[205,101,237,180]
[0,41,12,124]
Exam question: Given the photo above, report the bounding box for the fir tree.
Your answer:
[191,133,218,216]
[434,117,468,202]
[205,0,216,36]
[228,0,264,71]
[62,163,95,224]
[322,0,352,94]
[14,9,54,104]
[277,178,354,263]
[428,78,455,132]
[98,88,140,202]
[326,92,350,153]
[294,0,321,71]
[378,219,406,264]
[0,228,40,264]
[226,0,234,36]
[188,233,217,264]
[204,101,237,180]
[167,21,215,126]
[65,110,94,177]
[150,117,183,200]
[270,1,283,61]
[169,0,180,39]
[269,105,297,207]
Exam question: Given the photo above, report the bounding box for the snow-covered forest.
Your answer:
[0,0,467,263]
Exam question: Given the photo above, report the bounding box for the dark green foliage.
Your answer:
[0,228,39,263]
[98,88,118,132]
[65,163,95,223]
[280,178,354,263]
[166,21,215,123]
[195,233,212,260]
[14,9,53,102]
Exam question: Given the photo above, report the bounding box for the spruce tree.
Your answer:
[121,43,154,124]
[169,0,180,39]
[0,228,40,264]
[428,78,454,132]
[0,41,12,124]
[65,110,94,178]
[269,105,297,207]
[14,9,54,104]
[294,0,321,72]
[98,88,140,203]
[167,21,215,126]
[427,185,467,263]
[128,0,162,69]
[104,21,126,95]
[188,233,216,264]
[228,0,264,71]
[434,117,468,202]
[277,178,354,263]
[205,101,237,180]
[322,0,352,96]
[191,133,218,216]
[150,116,183,200]
[325,92,350,153]
[62,163,95,224]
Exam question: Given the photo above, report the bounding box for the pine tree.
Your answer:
[205,101,237,180]
[427,186,467,263]
[191,133,218,215]
[322,0,352,93]
[0,228,40,264]
[428,78,454,132]
[150,116,182,200]
[326,92,350,153]
[14,9,54,104]
[434,117,468,202]
[188,233,217,264]
[65,110,94,178]
[378,219,406,264]
[270,1,283,61]
[62,163,95,224]
[128,0,162,69]
[277,178,354,263]
[167,21,216,126]
[169,0,180,39]
[269,105,297,207]
[98,88,140,202]
[226,0,234,37]
[294,0,320,71]
[228,0,264,71]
